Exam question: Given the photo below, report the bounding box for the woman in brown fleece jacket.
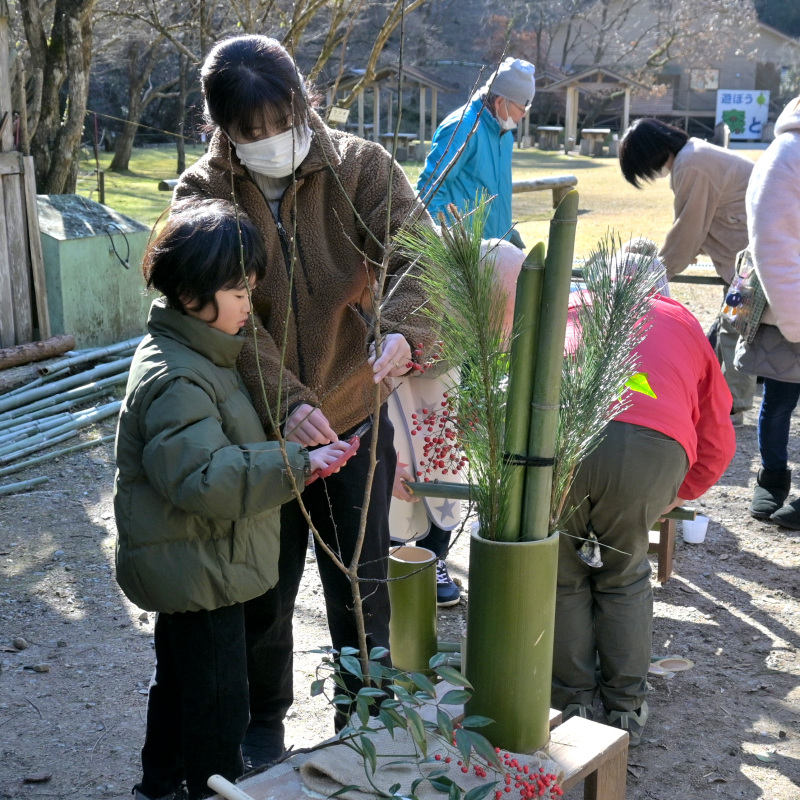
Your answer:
[174,35,436,767]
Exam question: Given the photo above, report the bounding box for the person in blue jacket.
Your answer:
[417,57,535,246]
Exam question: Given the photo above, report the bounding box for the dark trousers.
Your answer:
[140,604,248,800]
[417,524,451,559]
[552,422,688,713]
[758,378,800,472]
[243,405,396,746]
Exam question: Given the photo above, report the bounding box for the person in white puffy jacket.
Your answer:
[741,96,800,529]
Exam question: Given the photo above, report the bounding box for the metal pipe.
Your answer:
[0,476,50,496]
[0,434,115,479]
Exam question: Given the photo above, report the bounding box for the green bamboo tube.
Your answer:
[464,529,559,752]
[497,242,546,542]
[405,480,472,500]
[387,546,438,673]
[521,191,579,541]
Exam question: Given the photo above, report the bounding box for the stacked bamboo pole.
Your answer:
[0,336,140,493]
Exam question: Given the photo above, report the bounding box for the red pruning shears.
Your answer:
[305,418,372,485]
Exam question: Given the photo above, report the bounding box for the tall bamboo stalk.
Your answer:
[497,242,546,542]
[521,191,579,541]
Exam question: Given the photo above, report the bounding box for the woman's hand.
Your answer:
[285,404,338,446]
[658,495,686,522]
[392,461,418,502]
[309,440,353,475]
[368,333,413,383]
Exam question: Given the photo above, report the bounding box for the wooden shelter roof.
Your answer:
[327,65,455,93]
[541,67,648,94]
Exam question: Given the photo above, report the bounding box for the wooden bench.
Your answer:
[648,506,697,585]
[513,174,578,208]
[579,128,611,157]
[214,707,628,800]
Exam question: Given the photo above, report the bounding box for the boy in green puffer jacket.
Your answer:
[114,199,353,800]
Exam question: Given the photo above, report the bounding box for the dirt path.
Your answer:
[1,281,799,799]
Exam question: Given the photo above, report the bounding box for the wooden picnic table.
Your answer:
[537,125,564,150]
[580,128,611,157]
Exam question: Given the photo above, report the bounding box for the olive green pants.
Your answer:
[551,421,689,713]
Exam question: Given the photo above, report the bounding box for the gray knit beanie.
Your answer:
[485,58,536,107]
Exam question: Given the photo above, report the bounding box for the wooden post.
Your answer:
[358,90,365,139]
[418,86,426,149]
[0,0,12,153]
[431,87,438,135]
[374,85,381,142]
[97,169,105,205]
[623,88,631,132]
[22,155,49,339]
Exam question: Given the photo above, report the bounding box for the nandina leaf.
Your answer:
[464,784,500,800]
[624,372,656,398]
[332,693,352,707]
[378,708,398,736]
[429,652,447,669]
[405,707,427,756]
[440,689,471,705]
[369,646,390,661]
[330,785,362,798]
[368,659,384,685]
[411,671,437,696]
[454,727,471,764]
[356,694,370,727]
[437,707,453,739]
[434,666,473,688]
[460,715,493,728]
[357,687,387,698]
[310,679,326,697]
[462,730,502,770]
[381,705,408,732]
[360,734,378,774]
[429,775,456,793]
[339,655,363,678]
[340,646,360,656]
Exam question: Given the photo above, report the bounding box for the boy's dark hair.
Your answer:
[143,199,266,320]
[619,118,690,189]
[201,35,313,140]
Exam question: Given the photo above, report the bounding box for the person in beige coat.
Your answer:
[174,35,437,768]
[619,118,756,424]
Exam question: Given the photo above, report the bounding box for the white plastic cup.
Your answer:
[682,515,709,543]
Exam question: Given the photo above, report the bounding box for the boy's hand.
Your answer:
[368,333,412,383]
[309,440,354,474]
[285,404,338,446]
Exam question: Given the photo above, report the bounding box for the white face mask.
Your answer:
[233,125,312,178]
[498,99,518,132]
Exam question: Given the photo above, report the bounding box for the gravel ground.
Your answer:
[0,280,799,799]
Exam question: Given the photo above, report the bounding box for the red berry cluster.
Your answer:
[432,748,562,798]
[409,393,468,479]
[404,340,445,374]
[493,749,563,798]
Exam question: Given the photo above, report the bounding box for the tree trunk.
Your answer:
[22,0,95,193]
[175,54,189,175]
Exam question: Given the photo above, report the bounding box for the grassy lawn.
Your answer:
[77,142,764,261]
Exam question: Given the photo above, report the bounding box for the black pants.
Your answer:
[140,604,248,800]
[243,405,396,748]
